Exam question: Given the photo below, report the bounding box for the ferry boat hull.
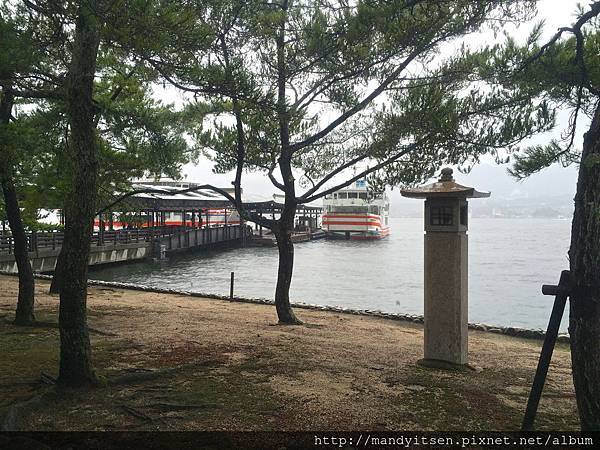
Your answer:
[322,213,390,240]
[325,228,390,240]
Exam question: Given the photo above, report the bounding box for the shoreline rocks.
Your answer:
[0,271,568,343]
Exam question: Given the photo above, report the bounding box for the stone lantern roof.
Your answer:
[400,168,490,199]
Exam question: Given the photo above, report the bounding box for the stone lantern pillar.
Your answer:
[401,168,490,368]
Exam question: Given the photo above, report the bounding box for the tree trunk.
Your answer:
[273,216,302,325]
[568,101,600,431]
[57,1,100,387]
[1,178,36,325]
[49,246,65,294]
[270,0,300,325]
[0,89,35,325]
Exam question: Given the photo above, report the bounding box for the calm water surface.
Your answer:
[90,218,572,331]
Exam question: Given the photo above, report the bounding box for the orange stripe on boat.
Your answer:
[323,221,382,227]
[322,214,381,219]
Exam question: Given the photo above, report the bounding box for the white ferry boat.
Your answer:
[321,180,390,240]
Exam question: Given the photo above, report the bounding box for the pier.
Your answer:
[0,182,324,273]
[0,225,248,273]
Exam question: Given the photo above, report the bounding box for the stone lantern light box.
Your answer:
[401,168,490,368]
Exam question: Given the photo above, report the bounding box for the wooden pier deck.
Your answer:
[0,225,248,273]
[247,229,326,246]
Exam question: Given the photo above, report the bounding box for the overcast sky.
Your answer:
[173,0,584,202]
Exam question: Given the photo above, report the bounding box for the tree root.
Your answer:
[120,404,155,423]
[88,327,118,337]
[109,367,182,386]
[0,391,52,431]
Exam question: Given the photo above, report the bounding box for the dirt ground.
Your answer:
[0,275,579,431]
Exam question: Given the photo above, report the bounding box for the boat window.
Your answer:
[348,192,358,199]
[325,194,332,199]
[331,206,368,213]
[359,192,367,200]
[338,192,347,199]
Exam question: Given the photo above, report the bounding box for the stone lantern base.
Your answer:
[417,358,476,371]
[423,231,468,365]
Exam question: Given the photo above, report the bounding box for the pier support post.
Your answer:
[150,239,166,260]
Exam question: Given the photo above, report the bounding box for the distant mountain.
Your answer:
[390,163,578,218]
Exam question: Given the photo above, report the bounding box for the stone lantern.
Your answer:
[401,168,490,368]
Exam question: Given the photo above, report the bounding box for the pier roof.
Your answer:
[121,183,321,213]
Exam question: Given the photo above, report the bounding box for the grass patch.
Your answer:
[15,358,281,431]
[0,276,579,431]
[0,320,60,408]
[392,366,522,430]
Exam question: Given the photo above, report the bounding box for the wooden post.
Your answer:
[522,270,571,431]
[206,209,210,243]
[98,214,104,246]
[230,272,234,300]
[155,210,159,239]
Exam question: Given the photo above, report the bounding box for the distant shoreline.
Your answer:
[390,216,573,220]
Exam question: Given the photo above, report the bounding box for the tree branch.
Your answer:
[299,152,370,200]
[289,39,441,154]
[3,85,64,100]
[520,1,600,97]
[299,142,419,204]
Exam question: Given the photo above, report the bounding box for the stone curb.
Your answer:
[0,271,569,343]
